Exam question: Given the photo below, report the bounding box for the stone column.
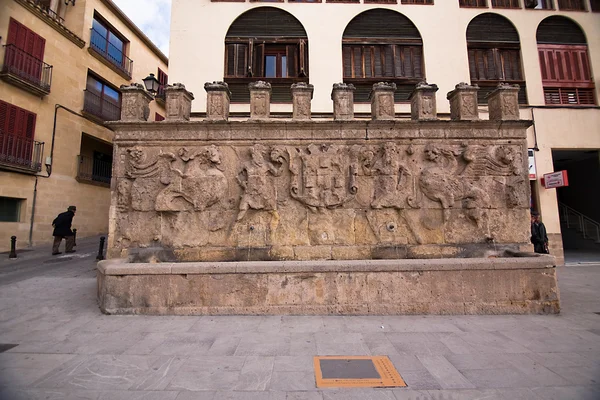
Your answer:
[447,82,480,121]
[204,81,231,121]
[331,83,355,121]
[249,81,271,120]
[119,83,152,122]
[410,81,439,121]
[369,82,396,121]
[487,83,520,121]
[165,83,194,121]
[291,83,314,120]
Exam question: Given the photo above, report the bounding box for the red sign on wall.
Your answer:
[542,170,569,189]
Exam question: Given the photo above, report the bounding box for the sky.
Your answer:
[112,0,171,57]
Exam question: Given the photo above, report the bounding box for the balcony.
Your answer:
[32,0,65,24]
[0,45,52,97]
[89,28,133,79]
[83,90,121,122]
[76,155,111,187]
[0,131,44,174]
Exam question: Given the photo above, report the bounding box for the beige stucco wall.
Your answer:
[0,0,167,252]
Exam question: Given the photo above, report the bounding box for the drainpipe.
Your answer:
[28,104,105,246]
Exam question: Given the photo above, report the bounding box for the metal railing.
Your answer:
[559,202,600,243]
[2,45,53,92]
[32,0,65,24]
[83,90,121,121]
[77,155,112,185]
[89,28,133,77]
[0,131,44,172]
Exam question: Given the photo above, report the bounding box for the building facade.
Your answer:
[0,0,168,251]
[170,0,600,265]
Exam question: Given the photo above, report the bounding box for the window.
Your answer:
[0,100,42,172]
[466,13,527,104]
[342,9,424,103]
[525,0,553,8]
[537,16,595,105]
[0,197,23,222]
[83,74,121,121]
[557,0,586,10]
[77,134,112,187]
[224,7,309,102]
[90,14,132,77]
[492,0,520,7]
[157,68,168,99]
[592,0,600,11]
[460,0,487,7]
[401,0,433,3]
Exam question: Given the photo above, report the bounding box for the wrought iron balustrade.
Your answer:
[77,155,112,186]
[559,202,600,243]
[83,90,121,121]
[1,45,52,93]
[89,28,133,78]
[0,131,44,172]
[32,0,65,24]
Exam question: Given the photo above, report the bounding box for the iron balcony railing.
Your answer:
[77,155,112,186]
[89,28,133,78]
[2,45,53,93]
[0,131,44,172]
[83,90,121,121]
[559,202,600,244]
[32,0,65,24]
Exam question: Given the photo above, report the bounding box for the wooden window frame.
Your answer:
[491,0,521,8]
[557,0,586,10]
[400,0,433,4]
[459,0,488,7]
[525,0,554,9]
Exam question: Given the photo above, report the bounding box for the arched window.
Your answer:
[224,7,309,103]
[466,13,526,104]
[342,10,424,102]
[537,17,595,105]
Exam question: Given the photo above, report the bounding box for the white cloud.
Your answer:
[112,0,171,57]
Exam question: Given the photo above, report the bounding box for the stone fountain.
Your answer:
[97,81,559,315]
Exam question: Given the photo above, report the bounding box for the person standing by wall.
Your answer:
[52,206,77,255]
[531,211,549,254]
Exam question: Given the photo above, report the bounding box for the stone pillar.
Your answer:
[165,83,194,121]
[291,83,314,120]
[369,82,396,121]
[447,82,480,121]
[119,83,152,122]
[249,81,271,120]
[331,83,355,121]
[410,81,439,121]
[487,83,520,121]
[204,81,231,121]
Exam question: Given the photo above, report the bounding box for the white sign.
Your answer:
[543,170,569,189]
[528,149,536,180]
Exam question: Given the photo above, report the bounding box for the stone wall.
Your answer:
[107,82,532,262]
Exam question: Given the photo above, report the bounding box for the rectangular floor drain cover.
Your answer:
[0,344,18,353]
[314,356,406,388]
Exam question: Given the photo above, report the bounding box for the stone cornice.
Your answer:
[13,0,86,49]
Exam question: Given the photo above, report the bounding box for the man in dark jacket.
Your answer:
[52,206,76,255]
[531,211,549,254]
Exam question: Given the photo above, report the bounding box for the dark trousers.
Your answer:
[52,236,74,254]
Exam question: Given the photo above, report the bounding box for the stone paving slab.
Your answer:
[0,255,600,399]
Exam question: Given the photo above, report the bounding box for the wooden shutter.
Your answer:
[286,45,297,78]
[0,100,37,138]
[155,113,165,121]
[538,45,592,84]
[253,43,264,78]
[157,68,168,86]
[343,46,352,78]
[299,39,307,77]
[537,16,587,45]
[225,43,249,77]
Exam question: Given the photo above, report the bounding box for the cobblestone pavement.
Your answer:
[0,242,599,400]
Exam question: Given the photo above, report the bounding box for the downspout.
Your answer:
[531,108,539,151]
[28,104,102,246]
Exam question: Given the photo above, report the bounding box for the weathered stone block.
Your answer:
[410,81,438,121]
[487,83,520,121]
[291,82,314,120]
[204,81,231,121]
[370,82,396,121]
[331,83,355,121]
[447,82,479,121]
[249,81,271,120]
[166,83,194,121]
[120,83,152,122]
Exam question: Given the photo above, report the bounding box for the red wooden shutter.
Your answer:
[155,113,165,121]
[538,45,592,84]
[7,18,19,45]
[0,100,37,162]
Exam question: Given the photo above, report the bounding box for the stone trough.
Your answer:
[97,81,560,315]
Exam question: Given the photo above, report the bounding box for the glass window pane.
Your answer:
[281,56,287,78]
[265,55,276,78]
[0,197,21,222]
[86,76,102,93]
[104,86,120,103]
[93,19,108,38]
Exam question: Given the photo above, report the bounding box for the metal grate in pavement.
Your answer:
[314,356,406,388]
[0,344,18,353]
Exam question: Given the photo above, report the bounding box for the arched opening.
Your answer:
[466,13,526,104]
[342,9,424,103]
[224,7,309,103]
[537,16,595,105]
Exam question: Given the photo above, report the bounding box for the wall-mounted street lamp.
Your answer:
[142,73,160,95]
